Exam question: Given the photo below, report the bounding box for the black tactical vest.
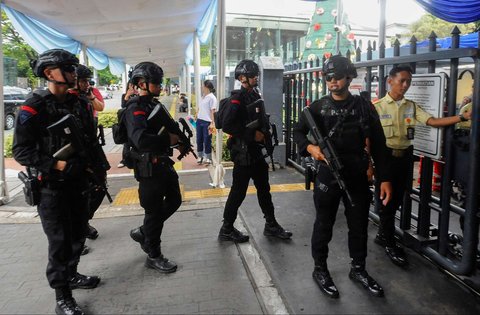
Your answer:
[312,94,371,175]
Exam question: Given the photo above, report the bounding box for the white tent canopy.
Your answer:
[2,0,216,77]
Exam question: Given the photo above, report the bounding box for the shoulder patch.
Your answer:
[372,99,381,105]
[18,105,38,124]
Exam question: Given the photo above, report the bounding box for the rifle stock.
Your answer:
[303,107,355,207]
[148,101,197,160]
[246,99,278,170]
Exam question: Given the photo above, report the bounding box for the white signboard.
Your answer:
[404,73,446,160]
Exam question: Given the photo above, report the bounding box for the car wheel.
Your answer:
[5,114,15,130]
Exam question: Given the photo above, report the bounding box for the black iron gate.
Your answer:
[283,28,479,278]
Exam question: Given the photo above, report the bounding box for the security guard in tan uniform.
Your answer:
[373,64,471,267]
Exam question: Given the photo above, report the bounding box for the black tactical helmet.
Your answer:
[234,59,259,80]
[30,49,79,78]
[76,64,93,79]
[130,62,164,85]
[322,55,357,78]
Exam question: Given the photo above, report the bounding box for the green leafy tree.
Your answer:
[200,44,211,66]
[97,67,120,86]
[407,14,478,41]
[2,9,38,87]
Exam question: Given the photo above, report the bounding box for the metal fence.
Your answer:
[282,28,479,279]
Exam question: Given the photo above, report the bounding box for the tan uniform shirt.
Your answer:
[374,93,432,150]
[457,102,472,129]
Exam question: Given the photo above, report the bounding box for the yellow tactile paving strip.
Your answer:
[112,183,305,206]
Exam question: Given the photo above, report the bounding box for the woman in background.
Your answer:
[196,80,217,165]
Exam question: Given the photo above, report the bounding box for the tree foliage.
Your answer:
[407,14,478,41]
[2,10,38,86]
[97,67,120,86]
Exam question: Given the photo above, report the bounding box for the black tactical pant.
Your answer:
[311,164,372,265]
[375,147,413,246]
[37,180,89,289]
[138,163,182,257]
[223,159,275,225]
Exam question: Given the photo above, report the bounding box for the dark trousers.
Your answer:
[37,180,89,289]
[375,149,413,246]
[223,159,275,225]
[138,164,182,257]
[311,165,372,265]
[196,119,212,156]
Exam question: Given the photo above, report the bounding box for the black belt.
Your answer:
[388,146,413,158]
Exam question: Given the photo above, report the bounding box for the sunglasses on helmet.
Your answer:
[325,73,345,82]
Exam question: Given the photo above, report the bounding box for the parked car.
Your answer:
[3,86,29,130]
[96,86,113,99]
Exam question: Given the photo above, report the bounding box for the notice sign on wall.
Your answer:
[404,73,447,160]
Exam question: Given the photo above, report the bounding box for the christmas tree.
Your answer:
[301,0,355,62]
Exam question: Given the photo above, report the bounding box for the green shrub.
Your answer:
[212,132,231,162]
[98,110,118,128]
[4,135,13,158]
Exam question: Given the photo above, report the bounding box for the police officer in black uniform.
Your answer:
[218,59,292,243]
[293,55,392,298]
[126,62,181,273]
[75,64,110,243]
[13,49,101,315]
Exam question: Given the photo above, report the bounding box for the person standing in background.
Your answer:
[117,79,138,168]
[196,80,217,165]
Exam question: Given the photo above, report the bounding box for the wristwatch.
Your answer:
[458,114,468,122]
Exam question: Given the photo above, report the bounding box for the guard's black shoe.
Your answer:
[80,245,89,256]
[68,272,101,290]
[385,245,408,267]
[349,266,384,297]
[145,256,178,273]
[55,297,84,315]
[86,224,98,240]
[218,226,249,243]
[264,222,293,239]
[312,267,339,298]
[130,227,148,254]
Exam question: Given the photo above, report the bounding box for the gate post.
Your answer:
[259,56,286,168]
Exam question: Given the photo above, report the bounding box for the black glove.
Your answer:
[63,158,86,178]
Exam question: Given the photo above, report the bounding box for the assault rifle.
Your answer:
[148,100,197,160]
[303,106,355,207]
[47,114,112,202]
[245,99,278,170]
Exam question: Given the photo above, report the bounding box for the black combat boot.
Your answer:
[263,219,293,239]
[218,222,249,243]
[68,272,101,290]
[385,245,408,267]
[349,262,384,297]
[312,263,339,298]
[145,249,178,273]
[130,226,148,253]
[55,287,84,315]
[86,223,98,240]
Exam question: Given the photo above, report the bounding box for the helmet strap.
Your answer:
[49,69,76,88]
